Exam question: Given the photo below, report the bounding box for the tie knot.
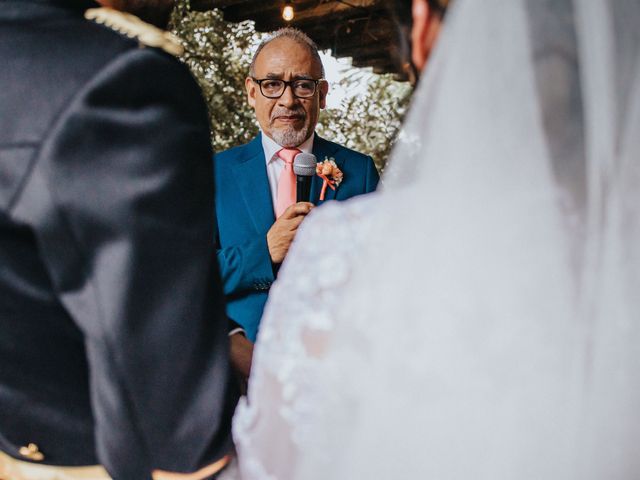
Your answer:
[277,148,301,165]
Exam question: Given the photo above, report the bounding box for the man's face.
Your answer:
[246,38,328,148]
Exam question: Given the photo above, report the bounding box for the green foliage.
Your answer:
[170,2,412,168]
[170,3,262,152]
[318,71,413,171]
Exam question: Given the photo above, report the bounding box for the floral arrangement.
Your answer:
[316,157,343,201]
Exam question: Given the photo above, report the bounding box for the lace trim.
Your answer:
[232,197,375,480]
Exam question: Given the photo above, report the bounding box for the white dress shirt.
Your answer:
[261,131,315,212]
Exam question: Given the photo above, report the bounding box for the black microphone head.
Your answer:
[293,152,317,177]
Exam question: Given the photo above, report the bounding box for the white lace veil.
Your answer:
[293,0,640,478]
[231,0,640,478]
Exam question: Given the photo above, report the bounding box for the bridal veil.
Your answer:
[232,0,640,478]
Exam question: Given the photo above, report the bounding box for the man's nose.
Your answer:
[278,83,298,107]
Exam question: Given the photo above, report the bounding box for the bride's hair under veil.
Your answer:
[231,0,640,478]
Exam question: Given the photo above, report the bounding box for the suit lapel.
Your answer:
[311,135,343,203]
[231,134,275,234]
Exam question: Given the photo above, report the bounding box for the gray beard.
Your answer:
[271,127,310,148]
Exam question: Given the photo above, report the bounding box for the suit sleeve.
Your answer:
[12,48,235,478]
[215,235,275,296]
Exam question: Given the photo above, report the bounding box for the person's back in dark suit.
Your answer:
[0,1,235,478]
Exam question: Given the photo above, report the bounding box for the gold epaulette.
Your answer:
[85,7,184,57]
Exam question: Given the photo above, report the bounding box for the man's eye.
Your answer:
[263,81,282,90]
[295,81,314,90]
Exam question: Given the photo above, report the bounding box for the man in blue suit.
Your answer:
[215,28,379,348]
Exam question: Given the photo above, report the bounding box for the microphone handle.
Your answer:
[296,175,313,203]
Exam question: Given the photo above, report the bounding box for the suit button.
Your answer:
[19,443,44,461]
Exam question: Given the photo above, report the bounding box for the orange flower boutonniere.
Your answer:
[316,157,343,201]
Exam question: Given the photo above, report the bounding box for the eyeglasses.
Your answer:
[251,78,324,99]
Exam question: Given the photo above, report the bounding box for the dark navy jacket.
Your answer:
[214,134,379,341]
[0,1,235,477]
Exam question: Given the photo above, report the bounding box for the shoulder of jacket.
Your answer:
[215,139,257,162]
[339,145,372,163]
[84,7,184,57]
[317,137,371,163]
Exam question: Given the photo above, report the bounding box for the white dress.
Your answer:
[231,0,640,478]
[231,195,378,480]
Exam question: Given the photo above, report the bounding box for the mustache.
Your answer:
[270,107,307,123]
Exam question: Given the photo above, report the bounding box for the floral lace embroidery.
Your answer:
[232,196,376,480]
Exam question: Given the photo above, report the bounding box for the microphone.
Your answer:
[293,152,316,203]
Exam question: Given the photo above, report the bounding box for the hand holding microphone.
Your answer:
[267,152,317,264]
[267,202,314,264]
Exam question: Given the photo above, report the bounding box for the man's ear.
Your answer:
[411,0,434,72]
[246,77,257,108]
[318,80,329,110]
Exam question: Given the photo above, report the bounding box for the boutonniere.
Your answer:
[316,157,343,201]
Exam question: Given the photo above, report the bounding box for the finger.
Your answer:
[288,215,307,231]
[283,202,314,218]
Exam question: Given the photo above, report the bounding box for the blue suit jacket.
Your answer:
[214,133,379,340]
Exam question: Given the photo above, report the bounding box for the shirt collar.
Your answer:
[261,131,315,165]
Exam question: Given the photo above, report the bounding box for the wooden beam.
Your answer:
[224,1,339,22]
[306,17,396,50]
[351,56,395,69]
[332,42,390,60]
[222,0,380,18]
[188,0,406,78]
[372,62,404,76]
[255,12,368,34]
[242,1,385,31]
[190,0,246,12]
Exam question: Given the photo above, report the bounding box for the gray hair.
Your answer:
[249,27,325,78]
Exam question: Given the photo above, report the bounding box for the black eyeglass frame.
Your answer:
[251,77,326,99]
